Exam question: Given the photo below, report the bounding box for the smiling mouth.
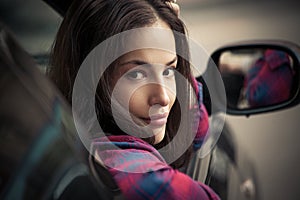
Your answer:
[140,113,169,127]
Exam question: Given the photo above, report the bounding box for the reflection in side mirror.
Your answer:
[215,46,298,114]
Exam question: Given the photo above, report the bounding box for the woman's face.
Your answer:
[110,20,177,144]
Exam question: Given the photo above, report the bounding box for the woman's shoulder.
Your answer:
[92,135,219,200]
[92,135,161,156]
[92,135,168,173]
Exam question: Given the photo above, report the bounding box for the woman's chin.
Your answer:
[153,126,166,144]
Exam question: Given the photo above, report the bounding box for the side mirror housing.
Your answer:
[207,40,300,116]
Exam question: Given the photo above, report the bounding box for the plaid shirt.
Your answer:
[91,80,219,200]
[245,49,294,107]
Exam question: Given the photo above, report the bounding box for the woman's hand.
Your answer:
[166,0,180,16]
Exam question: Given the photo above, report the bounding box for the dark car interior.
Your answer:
[42,0,72,16]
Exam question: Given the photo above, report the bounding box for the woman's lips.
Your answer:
[141,113,169,127]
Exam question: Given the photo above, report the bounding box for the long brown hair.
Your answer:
[48,0,195,169]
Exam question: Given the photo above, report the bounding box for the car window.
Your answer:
[0,0,62,71]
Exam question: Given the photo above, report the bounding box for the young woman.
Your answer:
[48,0,219,199]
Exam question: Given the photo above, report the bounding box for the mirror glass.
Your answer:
[218,48,296,110]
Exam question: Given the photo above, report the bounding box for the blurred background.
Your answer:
[1,0,299,55]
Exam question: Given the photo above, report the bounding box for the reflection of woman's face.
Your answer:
[111,48,177,144]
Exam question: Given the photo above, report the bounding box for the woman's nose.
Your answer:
[148,84,170,106]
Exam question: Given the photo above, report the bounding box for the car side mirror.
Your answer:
[209,41,300,116]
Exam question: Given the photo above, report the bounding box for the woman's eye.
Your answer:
[163,67,175,77]
[125,70,146,80]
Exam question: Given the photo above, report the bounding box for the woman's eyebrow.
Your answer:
[120,57,177,66]
[166,57,177,66]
